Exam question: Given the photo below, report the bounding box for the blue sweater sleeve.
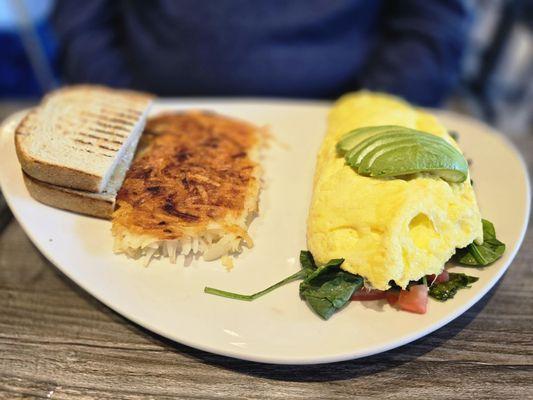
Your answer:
[359,0,473,106]
[52,0,132,87]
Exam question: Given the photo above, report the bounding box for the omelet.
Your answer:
[307,92,483,290]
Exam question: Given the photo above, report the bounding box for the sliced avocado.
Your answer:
[336,125,469,183]
[346,131,420,168]
[358,136,446,175]
[367,142,468,182]
[369,142,454,174]
[434,169,469,182]
[336,125,399,155]
[358,134,457,174]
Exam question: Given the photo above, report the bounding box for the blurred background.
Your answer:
[0,0,531,229]
[0,0,531,133]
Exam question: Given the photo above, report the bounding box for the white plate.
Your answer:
[0,100,530,365]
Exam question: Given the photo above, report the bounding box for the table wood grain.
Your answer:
[0,115,531,399]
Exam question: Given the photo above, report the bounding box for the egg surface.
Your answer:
[307,92,483,290]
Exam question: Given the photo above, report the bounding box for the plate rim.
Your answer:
[0,100,530,365]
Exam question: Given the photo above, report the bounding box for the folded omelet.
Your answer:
[307,92,483,290]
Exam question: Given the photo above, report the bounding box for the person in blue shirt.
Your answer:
[52,0,472,106]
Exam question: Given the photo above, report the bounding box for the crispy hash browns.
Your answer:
[111,111,262,265]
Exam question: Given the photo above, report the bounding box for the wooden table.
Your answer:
[0,105,531,399]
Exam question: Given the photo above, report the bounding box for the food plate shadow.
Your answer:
[0,204,13,235]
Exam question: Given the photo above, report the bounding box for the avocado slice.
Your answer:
[367,142,468,182]
[346,130,421,168]
[357,136,448,175]
[358,134,458,173]
[336,125,469,183]
[336,125,400,155]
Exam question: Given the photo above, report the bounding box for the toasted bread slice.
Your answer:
[1,105,140,219]
[15,85,153,193]
[20,121,141,219]
[22,173,115,219]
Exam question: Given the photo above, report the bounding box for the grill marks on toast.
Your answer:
[93,120,131,133]
[72,138,119,155]
[71,142,113,158]
[77,132,123,145]
[90,127,129,139]
[53,105,138,158]
[59,118,130,140]
[82,110,140,126]
[40,87,150,162]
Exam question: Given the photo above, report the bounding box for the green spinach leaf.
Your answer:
[300,250,317,271]
[299,259,364,320]
[454,219,505,266]
[204,268,309,301]
[205,251,363,320]
[204,250,316,301]
[429,273,479,301]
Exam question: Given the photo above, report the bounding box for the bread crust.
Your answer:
[14,85,153,193]
[22,172,114,219]
[15,111,102,192]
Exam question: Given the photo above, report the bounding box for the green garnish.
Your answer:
[453,219,505,266]
[299,250,317,271]
[429,273,479,301]
[204,268,309,301]
[204,251,363,320]
[205,232,500,317]
[204,251,317,301]
[336,125,469,183]
[299,259,364,320]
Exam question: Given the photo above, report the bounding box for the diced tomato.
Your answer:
[427,270,450,284]
[385,290,400,306]
[351,289,388,301]
[397,284,428,314]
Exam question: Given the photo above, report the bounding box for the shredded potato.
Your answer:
[111,111,262,265]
